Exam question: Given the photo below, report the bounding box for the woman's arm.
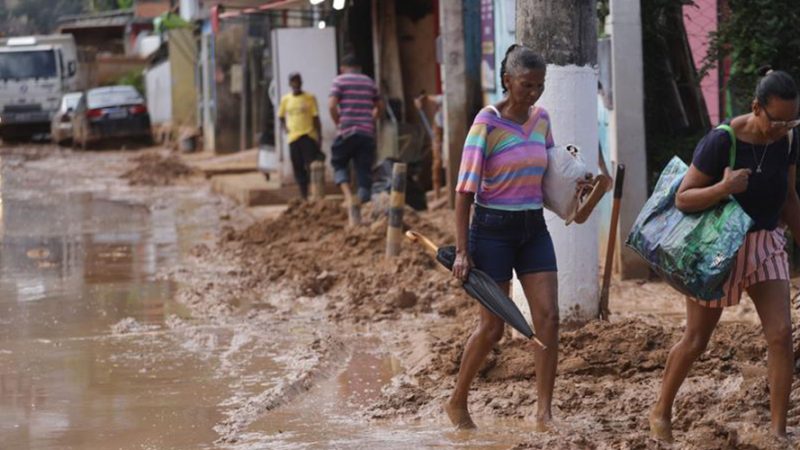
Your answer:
[675,165,751,213]
[452,192,474,281]
[781,166,800,245]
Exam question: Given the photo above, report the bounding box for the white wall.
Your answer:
[272,27,338,182]
[180,0,200,21]
[145,60,172,125]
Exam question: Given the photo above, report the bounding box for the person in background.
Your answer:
[328,54,383,225]
[649,67,800,442]
[414,92,444,199]
[278,72,323,199]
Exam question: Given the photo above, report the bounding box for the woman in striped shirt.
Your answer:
[447,44,575,431]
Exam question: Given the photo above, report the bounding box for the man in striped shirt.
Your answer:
[328,54,383,217]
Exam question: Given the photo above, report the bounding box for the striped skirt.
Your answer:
[691,228,790,308]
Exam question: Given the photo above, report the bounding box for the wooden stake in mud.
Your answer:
[309,161,325,200]
[599,164,626,321]
[385,162,407,257]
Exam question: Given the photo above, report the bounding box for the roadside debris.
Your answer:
[122,152,197,186]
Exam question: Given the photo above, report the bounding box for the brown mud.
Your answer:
[122,151,197,186]
[196,197,800,449]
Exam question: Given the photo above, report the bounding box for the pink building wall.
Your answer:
[683,0,720,124]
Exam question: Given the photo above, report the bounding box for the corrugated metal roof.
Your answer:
[57,9,139,30]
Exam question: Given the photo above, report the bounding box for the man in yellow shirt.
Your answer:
[278,72,323,199]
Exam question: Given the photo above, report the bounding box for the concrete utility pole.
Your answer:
[439,1,470,209]
[516,0,600,321]
[609,0,650,279]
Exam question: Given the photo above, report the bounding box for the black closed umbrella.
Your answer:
[405,231,545,349]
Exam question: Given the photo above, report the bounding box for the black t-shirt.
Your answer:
[691,126,798,231]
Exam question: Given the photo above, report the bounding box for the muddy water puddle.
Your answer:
[230,339,538,450]
[0,153,239,450]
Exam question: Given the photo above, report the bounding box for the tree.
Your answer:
[703,0,800,116]
[8,0,84,34]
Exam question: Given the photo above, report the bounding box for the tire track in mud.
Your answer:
[169,237,356,445]
[213,334,348,444]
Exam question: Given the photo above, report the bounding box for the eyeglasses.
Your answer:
[762,107,800,129]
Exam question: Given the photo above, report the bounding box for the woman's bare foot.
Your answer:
[769,426,788,439]
[649,409,674,442]
[534,413,554,433]
[444,401,476,429]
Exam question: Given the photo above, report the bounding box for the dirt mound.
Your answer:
[367,315,798,448]
[222,199,472,323]
[122,152,196,186]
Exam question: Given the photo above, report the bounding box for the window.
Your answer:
[0,50,57,80]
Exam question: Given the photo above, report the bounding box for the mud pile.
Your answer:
[222,199,473,322]
[371,316,799,448]
[122,152,196,186]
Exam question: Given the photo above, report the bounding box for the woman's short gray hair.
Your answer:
[500,44,546,93]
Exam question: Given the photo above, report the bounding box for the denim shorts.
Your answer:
[330,133,376,203]
[468,204,557,283]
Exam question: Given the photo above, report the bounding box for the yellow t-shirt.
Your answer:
[278,92,319,144]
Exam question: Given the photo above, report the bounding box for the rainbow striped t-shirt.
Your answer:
[455,106,554,211]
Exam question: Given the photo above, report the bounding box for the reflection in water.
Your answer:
[0,155,225,450]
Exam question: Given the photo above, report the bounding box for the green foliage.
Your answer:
[6,0,84,34]
[89,0,121,12]
[0,0,135,35]
[115,70,145,96]
[597,0,609,36]
[702,0,800,116]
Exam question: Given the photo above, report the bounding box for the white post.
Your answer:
[179,0,199,22]
[514,0,600,322]
[609,0,650,279]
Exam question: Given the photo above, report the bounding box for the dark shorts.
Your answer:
[469,204,558,283]
[330,133,376,203]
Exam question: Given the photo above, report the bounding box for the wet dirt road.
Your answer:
[0,145,241,449]
[0,146,534,450]
[4,145,796,450]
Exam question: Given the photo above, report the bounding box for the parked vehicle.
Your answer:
[72,85,152,149]
[0,35,82,141]
[50,92,83,145]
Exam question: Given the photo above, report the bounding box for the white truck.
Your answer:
[0,34,81,140]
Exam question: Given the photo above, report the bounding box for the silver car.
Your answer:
[50,92,83,145]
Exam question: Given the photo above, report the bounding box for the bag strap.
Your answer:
[716,124,737,168]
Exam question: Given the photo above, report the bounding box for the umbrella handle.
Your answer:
[406,230,547,349]
[404,230,439,254]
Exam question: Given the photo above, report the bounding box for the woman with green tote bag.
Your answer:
[649,68,800,442]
